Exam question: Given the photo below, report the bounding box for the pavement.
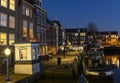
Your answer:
[0,74,30,83]
[0,54,85,83]
[35,54,82,83]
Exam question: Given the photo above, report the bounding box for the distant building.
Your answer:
[47,19,64,55]
[65,28,87,47]
[47,19,57,55]
[65,28,119,48]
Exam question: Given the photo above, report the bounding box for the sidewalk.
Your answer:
[0,74,30,83]
[40,55,80,78]
[0,55,80,83]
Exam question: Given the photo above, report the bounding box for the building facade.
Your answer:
[0,0,16,67]
[0,0,47,69]
[65,28,119,49]
[16,0,47,56]
[47,20,64,55]
[47,20,57,55]
[65,28,87,48]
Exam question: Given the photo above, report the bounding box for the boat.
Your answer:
[84,64,114,78]
[82,44,114,78]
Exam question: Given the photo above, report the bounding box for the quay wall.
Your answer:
[15,72,41,83]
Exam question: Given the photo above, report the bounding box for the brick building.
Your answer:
[0,0,47,68]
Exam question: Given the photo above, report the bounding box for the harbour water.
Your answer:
[105,55,120,83]
[87,54,120,83]
[35,54,120,83]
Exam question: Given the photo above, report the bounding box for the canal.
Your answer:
[35,55,120,83]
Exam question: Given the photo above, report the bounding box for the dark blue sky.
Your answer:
[43,0,120,33]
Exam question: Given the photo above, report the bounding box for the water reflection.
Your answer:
[104,55,120,68]
[104,55,120,83]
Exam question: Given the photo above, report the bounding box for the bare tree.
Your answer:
[87,22,98,32]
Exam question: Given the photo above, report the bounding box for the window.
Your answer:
[75,33,78,36]
[9,0,15,10]
[41,13,44,26]
[23,20,28,37]
[32,48,36,60]
[29,22,33,38]
[9,34,15,45]
[9,16,15,28]
[37,26,40,40]
[20,49,27,60]
[1,0,7,8]
[0,13,7,27]
[26,7,29,16]
[30,9,32,18]
[22,5,25,15]
[44,15,47,26]
[0,32,7,45]
[80,32,86,36]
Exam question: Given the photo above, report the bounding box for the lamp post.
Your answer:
[4,48,11,82]
[63,42,66,58]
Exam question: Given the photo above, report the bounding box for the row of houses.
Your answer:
[65,28,118,49]
[0,0,64,67]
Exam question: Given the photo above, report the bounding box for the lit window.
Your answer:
[9,34,15,45]
[9,0,15,10]
[9,16,15,28]
[26,7,29,16]
[23,20,28,37]
[80,32,86,36]
[1,0,7,8]
[0,13,7,27]
[29,22,33,38]
[0,32,7,45]
[75,33,78,36]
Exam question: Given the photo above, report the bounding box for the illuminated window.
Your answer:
[80,32,86,36]
[23,20,28,37]
[9,0,15,10]
[9,16,15,28]
[1,0,7,8]
[26,7,29,16]
[75,33,78,36]
[0,32,7,45]
[0,13,7,27]
[9,34,15,45]
[29,22,33,38]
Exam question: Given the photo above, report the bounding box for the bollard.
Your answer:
[57,57,61,66]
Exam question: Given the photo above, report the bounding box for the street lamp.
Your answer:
[4,48,11,82]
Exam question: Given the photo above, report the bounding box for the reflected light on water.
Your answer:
[105,55,120,68]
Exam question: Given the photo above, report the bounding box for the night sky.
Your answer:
[43,0,120,34]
